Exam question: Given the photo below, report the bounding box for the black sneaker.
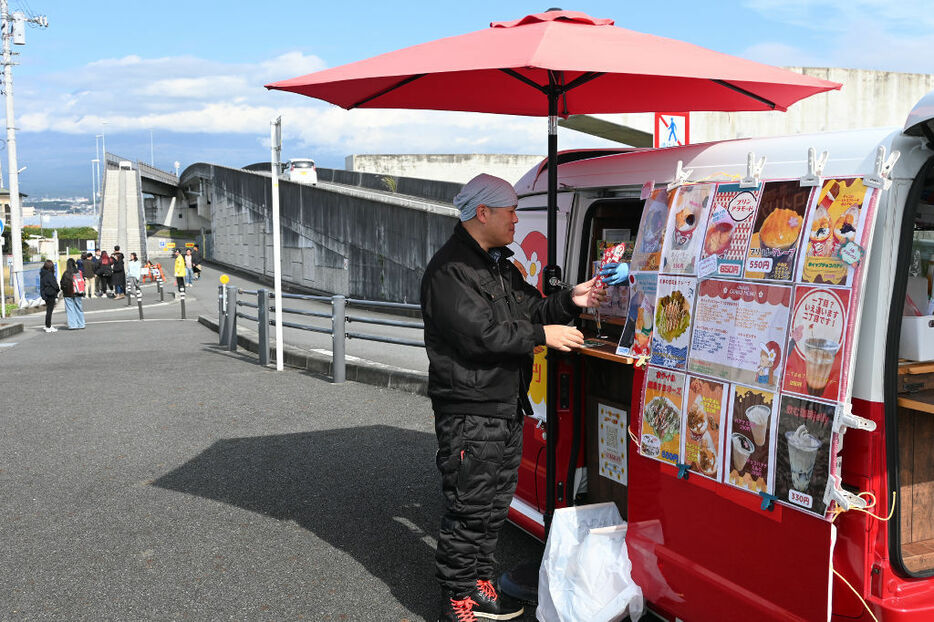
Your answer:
[471,580,524,620]
[438,594,478,622]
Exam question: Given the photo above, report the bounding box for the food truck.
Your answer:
[505,90,934,621]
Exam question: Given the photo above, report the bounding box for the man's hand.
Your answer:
[570,277,607,309]
[544,325,585,351]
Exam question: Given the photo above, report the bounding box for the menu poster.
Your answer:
[640,366,686,465]
[698,183,762,279]
[617,272,658,358]
[774,395,836,517]
[688,279,793,390]
[630,188,672,272]
[797,178,875,286]
[680,376,729,481]
[782,286,852,402]
[745,181,813,281]
[725,385,779,495]
[650,275,697,370]
[660,183,716,275]
[598,403,629,485]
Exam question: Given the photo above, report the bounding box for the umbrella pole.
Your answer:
[544,84,560,536]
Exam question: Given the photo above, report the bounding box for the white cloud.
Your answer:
[13,49,621,160]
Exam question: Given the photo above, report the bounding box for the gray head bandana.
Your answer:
[453,173,517,222]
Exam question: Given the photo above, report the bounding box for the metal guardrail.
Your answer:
[218,285,424,382]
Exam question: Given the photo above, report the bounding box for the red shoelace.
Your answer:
[450,596,478,621]
[476,579,497,601]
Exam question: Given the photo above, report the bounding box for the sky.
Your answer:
[4,0,934,197]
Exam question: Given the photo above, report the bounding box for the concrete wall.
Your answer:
[188,163,458,303]
[611,68,934,143]
[345,153,545,185]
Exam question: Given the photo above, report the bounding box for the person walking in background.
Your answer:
[96,250,114,297]
[112,246,126,299]
[92,249,103,296]
[39,260,60,333]
[191,244,202,280]
[82,251,96,298]
[184,248,194,286]
[126,252,142,298]
[173,249,186,292]
[60,258,86,330]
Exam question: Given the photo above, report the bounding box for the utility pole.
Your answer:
[2,2,48,304]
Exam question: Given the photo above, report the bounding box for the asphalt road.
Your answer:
[0,308,543,621]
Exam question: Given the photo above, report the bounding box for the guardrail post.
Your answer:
[257,288,270,366]
[218,285,227,346]
[136,280,143,320]
[332,295,346,383]
[158,278,164,302]
[179,283,187,320]
[225,285,238,352]
[126,283,132,306]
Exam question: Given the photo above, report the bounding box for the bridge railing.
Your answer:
[218,285,424,382]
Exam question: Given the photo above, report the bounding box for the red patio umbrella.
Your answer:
[267,8,839,294]
[266,8,840,534]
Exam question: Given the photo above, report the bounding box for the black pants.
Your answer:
[176,276,185,291]
[44,297,56,328]
[434,410,523,597]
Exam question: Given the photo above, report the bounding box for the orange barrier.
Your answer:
[141,263,167,283]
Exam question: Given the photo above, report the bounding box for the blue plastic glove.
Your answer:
[599,262,630,286]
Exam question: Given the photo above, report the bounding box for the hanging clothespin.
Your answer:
[739,152,766,188]
[667,160,692,191]
[758,491,778,512]
[800,147,828,187]
[863,145,900,190]
[832,402,877,435]
[825,477,870,513]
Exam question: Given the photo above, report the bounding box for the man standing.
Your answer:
[81,252,96,302]
[421,174,600,622]
[191,244,202,280]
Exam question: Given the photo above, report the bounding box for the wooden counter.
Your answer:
[897,359,934,573]
[577,336,636,365]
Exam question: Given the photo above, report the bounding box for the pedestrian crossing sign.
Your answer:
[654,112,690,148]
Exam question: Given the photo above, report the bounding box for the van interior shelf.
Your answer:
[577,336,635,365]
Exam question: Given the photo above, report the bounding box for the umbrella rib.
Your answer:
[350,73,428,109]
[562,71,605,92]
[711,79,777,110]
[500,68,548,95]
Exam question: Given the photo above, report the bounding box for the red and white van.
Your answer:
[506,89,934,621]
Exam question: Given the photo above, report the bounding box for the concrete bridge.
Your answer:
[97,152,464,303]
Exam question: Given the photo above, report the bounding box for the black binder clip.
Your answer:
[675,463,691,480]
[758,491,778,512]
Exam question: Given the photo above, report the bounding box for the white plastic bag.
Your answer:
[537,502,644,622]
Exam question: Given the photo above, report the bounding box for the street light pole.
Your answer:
[149,129,154,166]
[270,117,284,371]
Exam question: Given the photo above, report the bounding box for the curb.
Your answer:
[197,314,428,396]
[0,322,24,339]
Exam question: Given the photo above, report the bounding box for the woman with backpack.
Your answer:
[96,250,114,297]
[39,260,60,333]
[60,257,86,329]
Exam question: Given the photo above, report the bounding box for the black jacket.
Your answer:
[420,222,580,418]
[40,266,59,300]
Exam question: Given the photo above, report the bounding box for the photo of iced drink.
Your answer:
[745,404,770,446]
[804,338,840,395]
[731,433,754,471]
[785,424,822,491]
